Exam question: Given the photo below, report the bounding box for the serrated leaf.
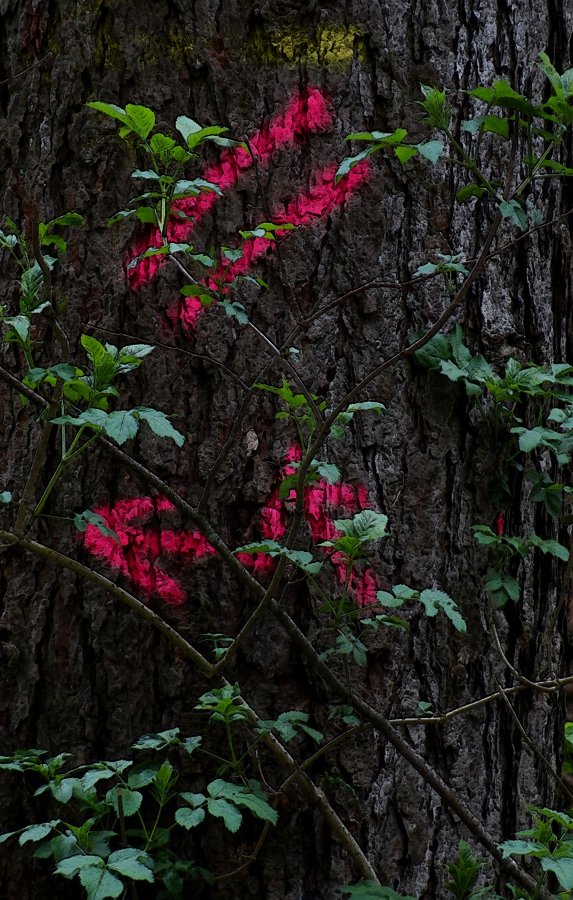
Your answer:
[221,300,249,325]
[499,199,527,230]
[49,212,85,228]
[131,169,160,180]
[81,767,118,791]
[182,735,202,756]
[314,461,341,484]
[335,149,371,182]
[49,778,81,803]
[4,315,30,343]
[19,821,60,845]
[124,104,155,139]
[334,510,389,541]
[56,854,105,876]
[131,729,180,750]
[541,857,573,890]
[105,787,142,817]
[175,807,206,829]
[103,411,139,445]
[527,534,569,561]
[456,183,486,203]
[133,408,185,446]
[499,839,546,858]
[207,798,242,832]
[415,140,444,164]
[79,866,124,900]
[207,780,278,825]
[394,145,418,164]
[107,848,154,882]
[418,589,466,633]
[74,510,120,544]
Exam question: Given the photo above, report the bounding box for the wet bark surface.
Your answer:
[1,1,573,897]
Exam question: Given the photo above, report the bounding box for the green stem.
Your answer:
[225,719,239,768]
[445,128,496,194]
[33,426,90,518]
[513,137,562,198]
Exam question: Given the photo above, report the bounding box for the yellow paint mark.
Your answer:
[246,24,366,69]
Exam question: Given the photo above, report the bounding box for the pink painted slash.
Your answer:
[175,159,372,331]
[83,497,214,605]
[127,88,334,289]
[81,447,379,608]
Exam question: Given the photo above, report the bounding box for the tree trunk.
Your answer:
[1,1,572,897]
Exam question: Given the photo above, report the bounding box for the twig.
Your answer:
[269,600,542,897]
[0,529,215,677]
[0,53,52,86]
[81,322,249,391]
[488,609,559,693]
[495,677,573,805]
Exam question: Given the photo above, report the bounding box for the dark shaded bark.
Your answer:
[1,1,573,897]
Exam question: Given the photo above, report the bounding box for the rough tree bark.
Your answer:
[1,1,572,898]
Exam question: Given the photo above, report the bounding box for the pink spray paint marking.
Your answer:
[173,159,371,330]
[83,447,378,608]
[88,91,381,607]
[127,88,334,290]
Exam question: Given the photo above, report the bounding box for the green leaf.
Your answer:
[538,52,568,97]
[499,839,546,858]
[335,148,371,183]
[484,573,520,605]
[418,589,466,633]
[133,408,185,446]
[334,510,389,541]
[527,534,569,561]
[105,787,143,817]
[314,461,341,484]
[56,854,106,876]
[74,510,120,543]
[461,115,509,139]
[19,821,60,845]
[515,427,544,452]
[87,102,128,124]
[175,807,206,829]
[220,300,249,325]
[469,80,537,117]
[49,777,81,803]
[541,857,573,890]
[172,178,222,198]
[175,116,230,151]
[376,590,406,608]
[131,169,160,180]
[81,767,119,791]
[394,145,418,164]
[124,104,155,139]
[415,140,445,164]
[207,797,242,832]
[499,199,527,230]
[456,183,486,203]
[419,84,450,129]
[131,728,181,750]
[4,315,30,343]
[48,212,85,228]
[346,129,407,144]
[103,411,139,445]
[107,848,154,882]
[207,779,278,824]
[79,866,124,900]
[182,735,202,756]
